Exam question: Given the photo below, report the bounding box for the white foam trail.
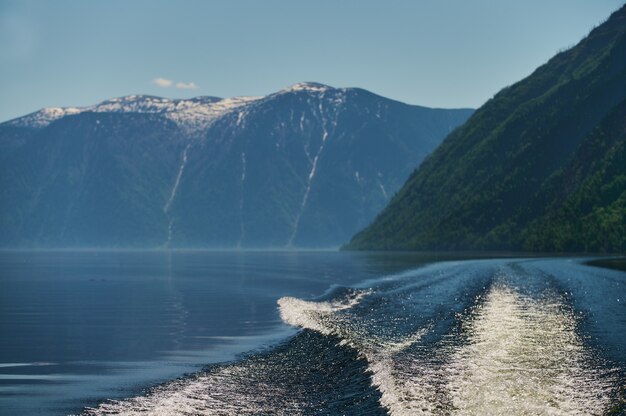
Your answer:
[277,281,618,416]
[83,364,305,415]
[365,328,432,416]
[446,284,615,415]
[277,290,370,339]
[83,291,370,416]
[81,261,620,415]
[278,289,432,414]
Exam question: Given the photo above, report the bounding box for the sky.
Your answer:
[0,0,623,122]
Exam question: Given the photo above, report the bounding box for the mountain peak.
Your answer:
[5,94,260,132]
[104,94,168,102]
[4,83,347,131]
[281,82,333,93]
[0,83,473,249]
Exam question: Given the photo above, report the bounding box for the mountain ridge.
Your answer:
[345,5,626,253]
[4,82,472,132]
[0,83,473,248]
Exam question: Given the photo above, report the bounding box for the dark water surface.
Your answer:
[0,250,457,415]
[1,251,625,415]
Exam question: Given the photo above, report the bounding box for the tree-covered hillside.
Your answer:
[346,5,626,253]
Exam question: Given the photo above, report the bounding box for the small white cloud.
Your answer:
[176,81,199,90]
[153,77,173,88]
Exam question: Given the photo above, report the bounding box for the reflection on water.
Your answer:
[0,250,440,415]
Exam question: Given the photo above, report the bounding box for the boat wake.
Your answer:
[276,262,620,415]
[82,259,624,415]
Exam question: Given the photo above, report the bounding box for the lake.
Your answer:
[0,251,624,415]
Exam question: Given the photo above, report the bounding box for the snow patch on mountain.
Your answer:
[13,107,83,128]
[281,82,332,93]
[7,94,262,133]
[4,83,351,134]
[4,82,356,134]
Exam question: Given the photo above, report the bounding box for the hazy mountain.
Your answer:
[0,83,472,248]
[346,6,626,253]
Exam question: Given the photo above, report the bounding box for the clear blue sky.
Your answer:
[0,0,623,122]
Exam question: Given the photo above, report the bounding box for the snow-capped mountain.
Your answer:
[7,93,262,133]
[0,83,473,248]
[5,83,342,133]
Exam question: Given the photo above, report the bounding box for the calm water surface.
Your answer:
[0,250,452,415]
[1,251,625,415]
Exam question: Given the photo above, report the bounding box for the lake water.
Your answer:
[0,251,625,415]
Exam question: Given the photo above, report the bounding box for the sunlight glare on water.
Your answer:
[446,283,615,415]
[75,258,625,415]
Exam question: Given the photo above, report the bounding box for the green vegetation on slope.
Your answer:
[521,100,626,252]
[346,5,626,253]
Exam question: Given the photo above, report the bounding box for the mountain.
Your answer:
[0,83,473,248]
[345,6,626,253]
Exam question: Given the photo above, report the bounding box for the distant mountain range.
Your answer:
[0,83,472,248]
[346,5,626,253]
